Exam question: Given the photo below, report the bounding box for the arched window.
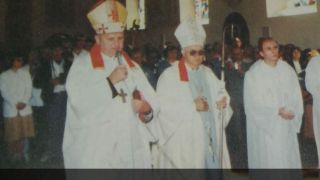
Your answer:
[223,12,250,47]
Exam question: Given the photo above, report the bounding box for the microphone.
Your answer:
[115,50,122,65]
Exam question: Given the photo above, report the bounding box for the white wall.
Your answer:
[205,0,233,44]
[2,0,318,49]
[0,0,232,48]
[31,0,93,46]
[234,0,320,48]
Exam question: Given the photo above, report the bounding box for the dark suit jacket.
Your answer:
[36,59,72,105]
[288,60,305,81]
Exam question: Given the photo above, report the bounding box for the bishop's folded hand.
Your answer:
[278,107,295,120]
[194,96,209,112]
[108,64,128,84]
[132,93,152,123]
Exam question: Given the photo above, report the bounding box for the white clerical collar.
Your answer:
[185,62,201,72]
[101,52,122,69]
[262,59,279,69]
[101,52,118,61]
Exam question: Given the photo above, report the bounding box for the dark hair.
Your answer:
[129,47,143,58]
[257,37,278,52]
[73,34,87,46]
[287,46,301,63]
[292,46,301,53]
[7,50,24,67]
[163,45,178,58]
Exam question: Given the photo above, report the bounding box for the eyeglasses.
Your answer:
[189,49,205,56]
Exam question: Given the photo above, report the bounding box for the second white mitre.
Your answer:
[174,18,206,48]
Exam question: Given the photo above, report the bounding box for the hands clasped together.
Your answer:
[194,96,227,112]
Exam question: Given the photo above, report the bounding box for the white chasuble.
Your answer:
[156,60,232,169]
[244,60,303,169]
[63,51,160,168]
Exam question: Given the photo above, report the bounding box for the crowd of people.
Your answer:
[0,1,319,176]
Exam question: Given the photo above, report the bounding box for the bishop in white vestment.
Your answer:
[156,18,232,169]
[63,0,159,168]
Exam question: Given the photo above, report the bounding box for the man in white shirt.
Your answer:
[225,47,252,168]
[40,43,72,163]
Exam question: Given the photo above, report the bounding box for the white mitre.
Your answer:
[174,18,206,48]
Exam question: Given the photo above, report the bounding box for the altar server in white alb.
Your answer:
[305,54,320,168]
[63,0,159,168]
[244,37,303,168]
[156,18,232,168]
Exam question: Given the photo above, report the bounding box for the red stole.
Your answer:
[89,43,135,69]
[178,57,189,82]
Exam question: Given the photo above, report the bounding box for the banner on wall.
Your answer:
[126,0,145,30]
[195,0,209,24]
[179,0,209,25]
[266,0,317,18]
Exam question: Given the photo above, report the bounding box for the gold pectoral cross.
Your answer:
[119,88,127,103]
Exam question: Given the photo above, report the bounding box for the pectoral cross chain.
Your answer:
[119,88,127,103]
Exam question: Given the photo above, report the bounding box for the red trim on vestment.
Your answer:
[90,43,135,69]
[90,43,105,69]
[178,57,189,81]
[120,51,135,68]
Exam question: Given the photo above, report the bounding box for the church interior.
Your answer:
[0,0,320,177]
[0,0,319,52]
